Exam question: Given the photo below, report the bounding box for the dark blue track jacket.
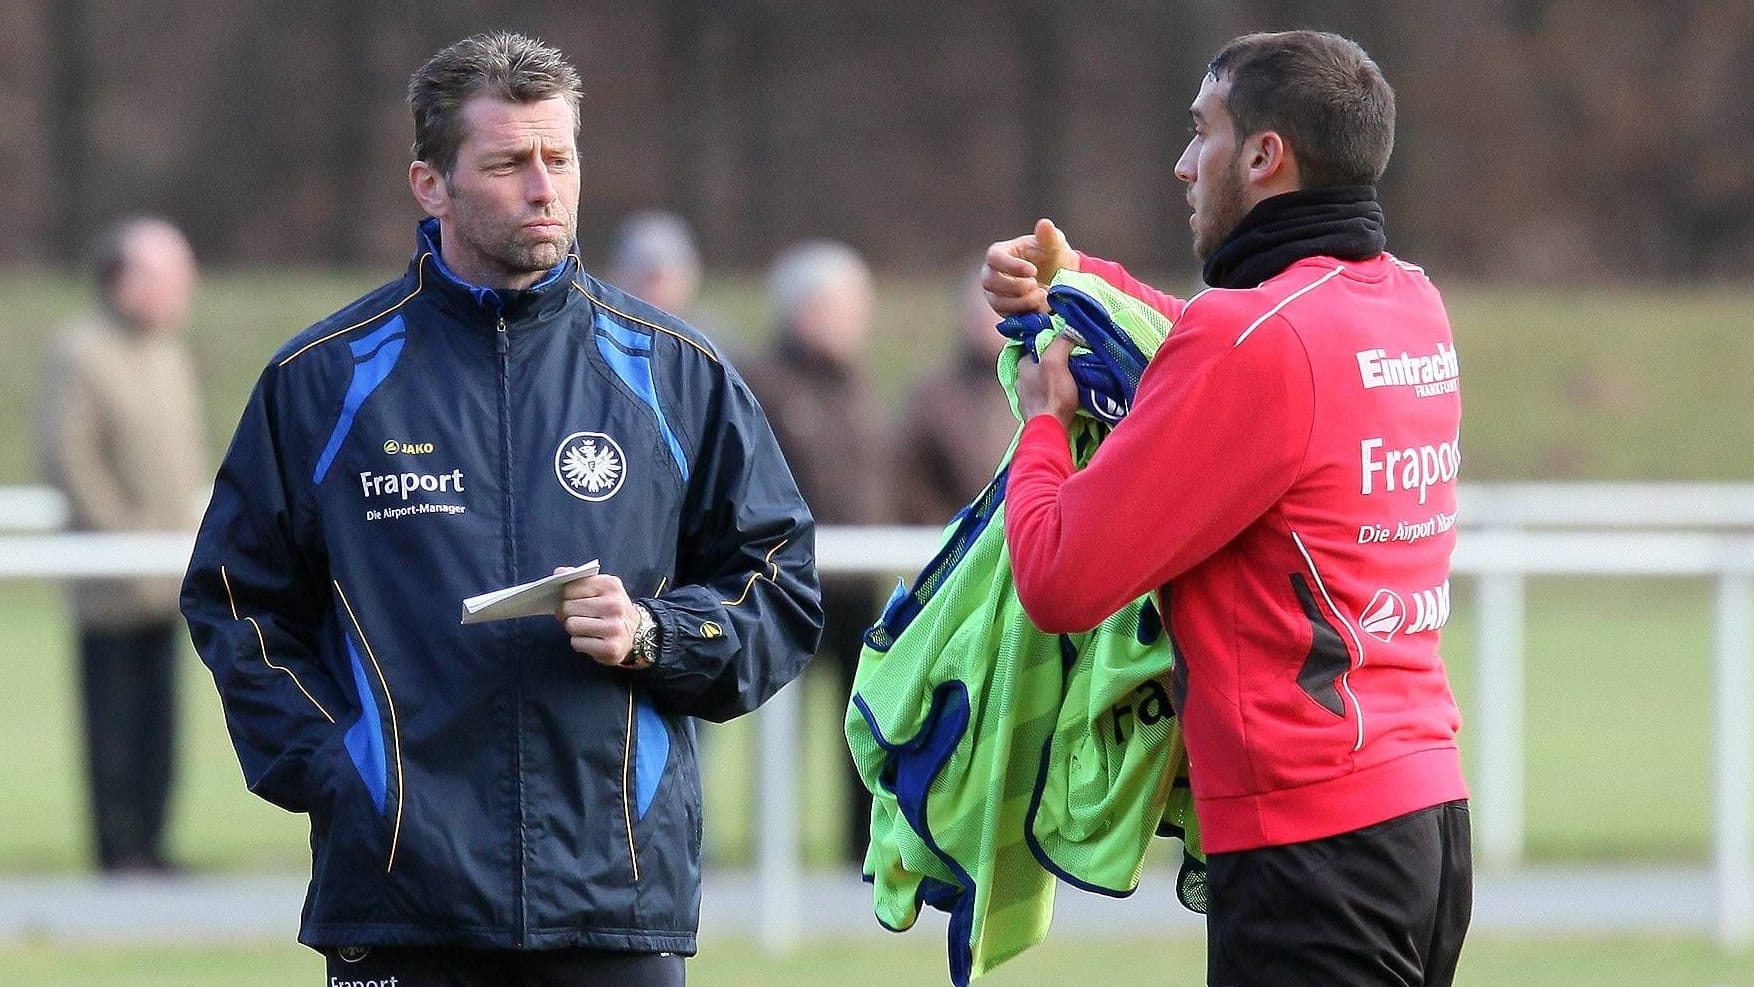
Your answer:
[181,220,822,953]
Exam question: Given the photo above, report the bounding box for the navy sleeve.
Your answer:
[180,362,352,812]
[638,353,822,722]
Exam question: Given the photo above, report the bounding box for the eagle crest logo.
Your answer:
[554,431,627,502]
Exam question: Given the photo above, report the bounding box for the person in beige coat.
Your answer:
[36,216,208,874]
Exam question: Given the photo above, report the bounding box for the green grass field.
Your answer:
[2,935,1754,987]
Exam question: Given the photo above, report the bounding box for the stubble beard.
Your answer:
[1191,155,1250,264]
[453,196,576,283]
[496,216,574,277]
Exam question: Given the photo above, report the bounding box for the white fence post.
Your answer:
[755,678,803,954]
[1713,562,1754,950]
[1473,538,1526,874]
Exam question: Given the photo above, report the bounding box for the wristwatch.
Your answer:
[623,604,659,669]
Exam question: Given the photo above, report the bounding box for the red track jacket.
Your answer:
[1006,252,1467,853]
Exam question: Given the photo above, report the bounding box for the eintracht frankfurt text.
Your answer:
[1356,342,1459,398]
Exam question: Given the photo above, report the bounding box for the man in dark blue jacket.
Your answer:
[181,32,821,986]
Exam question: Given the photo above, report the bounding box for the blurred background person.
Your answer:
[893,267,1017,526]
[34,216,207,875]
[739,239,890,866]
[607,209,706,323]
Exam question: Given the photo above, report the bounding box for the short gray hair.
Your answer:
[767,240,869,324]
[610,211,701,283]
[92,215,188,291]
[408,31,583,176]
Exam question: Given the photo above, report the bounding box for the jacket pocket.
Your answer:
[341,636,391,813]
[333,581,406,873]
[632,694,671,822]
[620,687,675,882]
[1290,572,1350,718]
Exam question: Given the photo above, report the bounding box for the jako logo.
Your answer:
[382,439,436,455]
[1365,581,1450,641]
[1406,580,1451,634]
[555,431,627,502]
[1361,589,1405,642]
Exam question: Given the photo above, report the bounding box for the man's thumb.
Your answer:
[1034,218,1070,256]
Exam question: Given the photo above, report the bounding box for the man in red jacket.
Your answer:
[984,30,1470,987]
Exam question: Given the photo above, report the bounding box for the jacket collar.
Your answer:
[1200,185,1384,289]
[412,217,580,324]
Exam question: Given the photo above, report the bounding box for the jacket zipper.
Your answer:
[497,316,529,946]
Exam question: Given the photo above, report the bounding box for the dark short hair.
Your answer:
[407,31,583,176]
[1207,31,1395,187]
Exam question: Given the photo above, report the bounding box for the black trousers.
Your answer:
[78,620,179,872]
[323,946,685,986]
[1206,800,1472,987]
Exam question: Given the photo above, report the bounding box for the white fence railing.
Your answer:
[3,485,1751,950]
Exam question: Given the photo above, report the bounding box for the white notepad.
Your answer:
[460,561,600,624]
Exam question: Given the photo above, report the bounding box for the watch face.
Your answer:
[634,607,658,664]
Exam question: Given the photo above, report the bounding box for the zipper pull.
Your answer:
[495,317,509,355]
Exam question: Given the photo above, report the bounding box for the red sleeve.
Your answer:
[1076,253,1187,322]
[1005,305,1315,632]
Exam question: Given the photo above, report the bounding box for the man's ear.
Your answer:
[1244,130,1301,193]
[409,160,449,220]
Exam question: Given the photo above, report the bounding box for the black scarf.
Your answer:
[1201,185,1386,289]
